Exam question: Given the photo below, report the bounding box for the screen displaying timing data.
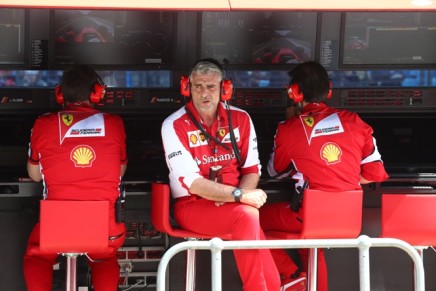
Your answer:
[200,11,318,66]
[53,10,174,67]
[0,9,25,65]
[342,12,436,67]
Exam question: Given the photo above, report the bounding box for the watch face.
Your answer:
[232,188,243,202]
[233,188,242,197]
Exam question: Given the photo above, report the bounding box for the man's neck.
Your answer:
[199,111,217,127]
[66,101,92,106]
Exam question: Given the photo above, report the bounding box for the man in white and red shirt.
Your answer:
[260,61,389,291]
[161,59,281,291]
[24,65,127,291]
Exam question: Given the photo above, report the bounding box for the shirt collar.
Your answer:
[185,101,228,126]
[301,102,327,114]
[64,102,96,112]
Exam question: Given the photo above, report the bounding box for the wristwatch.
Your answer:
[232,188,243,202]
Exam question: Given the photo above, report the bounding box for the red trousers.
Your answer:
[260,202,328,291]
[174,196,281,291]
[23,222,126,291]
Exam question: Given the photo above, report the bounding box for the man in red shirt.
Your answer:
[260,61,389,291]
[161,58,281,291]
[24,65,128,291]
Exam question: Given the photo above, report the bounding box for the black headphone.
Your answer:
[180,58,233,101]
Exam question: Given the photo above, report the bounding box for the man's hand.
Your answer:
[27,162,42,182]
[240,188,267,209]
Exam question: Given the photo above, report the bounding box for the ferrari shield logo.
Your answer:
[303,116,314,127]
[62,114,73,126]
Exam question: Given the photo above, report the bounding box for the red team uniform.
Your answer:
[268,102,388,191]
[24,103,128,291]
[162,101,280,291]
[261,101,389,290]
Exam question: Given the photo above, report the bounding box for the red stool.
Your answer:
[381,193,436,254]
[380,193,436,288]
[151,182,231,291]
[31,200,110,291]
[265,189,363,291]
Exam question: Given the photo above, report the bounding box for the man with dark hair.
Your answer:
[161,59,281,291]
[24,64,128,291]
[260,61,389,291]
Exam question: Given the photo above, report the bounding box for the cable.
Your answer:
[136,225,144,259]
[224,102,242,164]
[185,105,241,165]
[122,279,146,290]
[184,105,231,152]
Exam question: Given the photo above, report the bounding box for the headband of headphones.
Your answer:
[55,82,105,105]
[180,58,233,101]
[287,81,333,103]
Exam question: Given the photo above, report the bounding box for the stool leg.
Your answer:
[307,248,318,291]
[65,253,79,291]
[186,248,196,291]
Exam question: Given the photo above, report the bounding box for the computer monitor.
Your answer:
[0,8,26,65]
[52,10,175,68]
[363,114,436,173]
[200,11,318,67]
[340,12,436,68]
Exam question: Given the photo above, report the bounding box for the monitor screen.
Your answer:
[53,10,174,67]
[341,12,436,68]
[363,114,436,174]
[0,8,26,65]
[200,11,318,66]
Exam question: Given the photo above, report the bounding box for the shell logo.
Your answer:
[70,145,96,167]
[320,142,342,165]
[190,133,198,145]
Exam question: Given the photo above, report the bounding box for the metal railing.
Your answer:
[156,235,425,291]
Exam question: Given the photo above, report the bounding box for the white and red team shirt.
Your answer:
[162,101,261,199]
[28,103,128,214]
[268,102,389,191]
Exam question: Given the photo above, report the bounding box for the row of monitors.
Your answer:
[1,9,436,69]
[1,69,436,89]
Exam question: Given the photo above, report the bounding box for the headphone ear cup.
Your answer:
[180,75,190,97]
[90,83,105,104]
[55,85,64,105]
[221,79,233,101]
[327,81,333,99]
[287,83,303,103]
